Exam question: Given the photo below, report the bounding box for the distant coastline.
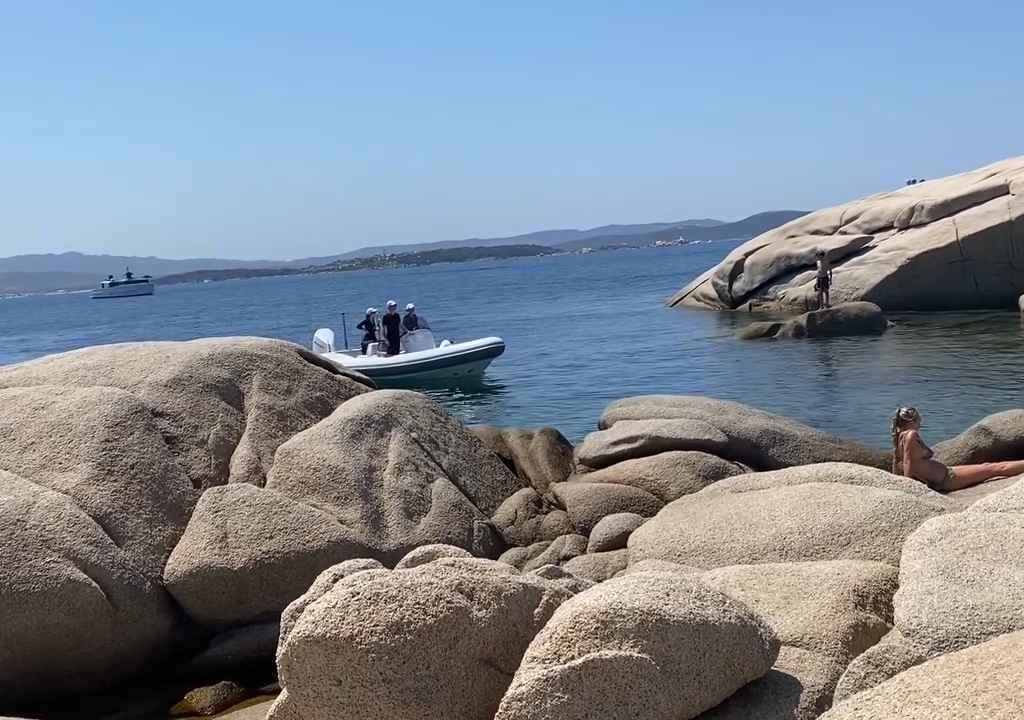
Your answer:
[155,244,561,286]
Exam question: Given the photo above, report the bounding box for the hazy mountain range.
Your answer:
[0,211,806,294]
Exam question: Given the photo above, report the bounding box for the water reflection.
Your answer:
[414,378,511,427]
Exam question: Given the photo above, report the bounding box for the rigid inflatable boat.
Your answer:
[312,327,505,383]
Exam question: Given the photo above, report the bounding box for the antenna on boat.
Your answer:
[341,313,350,350]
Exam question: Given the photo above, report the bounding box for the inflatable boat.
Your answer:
[312,327,505,383]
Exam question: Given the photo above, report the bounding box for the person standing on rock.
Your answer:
[815,249,833,309]
[891,406,1024,491]
[381,300,402,356]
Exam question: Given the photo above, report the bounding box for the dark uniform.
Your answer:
[381,312,402,356]
[402,312,420,333]
[356,316,378,354]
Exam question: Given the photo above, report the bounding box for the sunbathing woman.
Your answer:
[891,406,1024,492]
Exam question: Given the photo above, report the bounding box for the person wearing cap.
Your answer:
[401,303,421,333]
[381,300,402,356]
[356,307,379,355]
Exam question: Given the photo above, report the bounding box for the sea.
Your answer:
[1,240,1022,449]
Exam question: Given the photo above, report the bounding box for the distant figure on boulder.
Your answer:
[814,249,833,309]
[891,406,1024,491]
[356,307,378,355]
[381,300,402,356]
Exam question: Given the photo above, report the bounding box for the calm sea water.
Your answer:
[2,241,1022,448]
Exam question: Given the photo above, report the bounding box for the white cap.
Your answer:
[405,303,415,311]
[366,307,377,315]
[386,299,397,308]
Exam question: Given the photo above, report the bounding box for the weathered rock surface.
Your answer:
[521,534,589,572]
[618,559,704,577]
[597,396,888,470]
[703,462,943,500]
[968,475,1024,512]
[278,559,384,647]
[575,419,729,470]
[698,560,897,719]
[0,469,176,702]
[670,156,1024,312]
[630,468,951,568]
[894,511,1024,656]
[164,484,362,627]
[394,543,473,569]
[832,629,927,703]
[586,513,646,553]
[550,481,662,535]
[470,425,574,493]
[266,390,518,564]
[819,630,1024,719]
[934,408,1024,465]
[275,558,575,720]
[571,451,746,503]
[0,337,369,491]
[562,549,630,583]
[0,385,195,578]
[738,302,889,340]
[699,646,845,720]
[701,560,897,664]
[491,488,573,547]
[495,572,779,720]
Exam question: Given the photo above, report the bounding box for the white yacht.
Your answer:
[91,269,155,299]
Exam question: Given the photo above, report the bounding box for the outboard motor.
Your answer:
[312,328,335,353]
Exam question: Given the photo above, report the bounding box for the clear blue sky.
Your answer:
[2,1,1021,260]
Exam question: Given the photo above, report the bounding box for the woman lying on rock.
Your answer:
[892,406,1024,491]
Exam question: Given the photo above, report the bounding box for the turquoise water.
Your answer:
[2,241,1022,447]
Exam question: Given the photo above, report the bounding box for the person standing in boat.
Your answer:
[402,302,429,333]
[381,300,402,356]
[356,307,379,355]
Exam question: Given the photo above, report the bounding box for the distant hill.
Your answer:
[0,271,98,294]
[0,251,285,276]
[0,212,802,293]
[157,244,558,285]
[308,218,726,264]
[554,211,809,251]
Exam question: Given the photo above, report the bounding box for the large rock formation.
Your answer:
[165,390,521,628]
[819,630,1024,719]
[0,338,365,702]
[0,470,176,705]
[273,557,577,720]
[495,572,779,720]
[0,337,370,491]
[469,425,574,494]
[569,450,746,503]
[629,464,953,569]
[670,156,1024,311]
[933,408,1024,465]
[698,560,898,719]
[595,396,888,471]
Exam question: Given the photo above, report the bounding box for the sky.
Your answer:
[1,1,1022,260]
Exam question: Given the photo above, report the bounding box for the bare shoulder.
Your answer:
[901,429,924,447]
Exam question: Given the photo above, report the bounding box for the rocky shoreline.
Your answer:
[2,337,1022,719]
[669,156,1024,312]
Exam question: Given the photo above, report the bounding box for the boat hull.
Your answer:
[320,337,505,383]
[91,284,155,299]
